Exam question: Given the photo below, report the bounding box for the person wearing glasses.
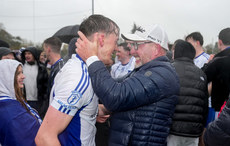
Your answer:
[76,24,180,145]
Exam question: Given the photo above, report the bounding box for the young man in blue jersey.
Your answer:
[186,32,210,68]
[35,15,119,146]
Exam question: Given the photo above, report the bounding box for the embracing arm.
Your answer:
[88,60,179,112]
[35,106,73,146]
[76,31,179,112]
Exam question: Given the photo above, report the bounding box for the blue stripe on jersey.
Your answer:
[67,110,71,114]
[0,96,10,98]
[81,71,90,95]
[60,57,90,112]
[59,105,63,111]
[195,52,205,59]
[195,52,209,60]
[0,96,13,101]
[63,108,67,113]
[74,62,86,93]
[73,59,90,95]
[78,65,88,93]
[78,65,90,95]
[203,53,210,60]
[53,90,55,98]
[58,93,95,145]
[70,93,94,146]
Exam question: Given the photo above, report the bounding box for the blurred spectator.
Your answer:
[39,51,47,65]
[186,32,210,68]
[110,42,135,79]
[166,43,173,62]
[202,27,230,116]
[21,47,49,119]
[63,37,78,63]
[203,98,230,146]
[0,47,15,60]
[15,47,26,61]
[42,36,65,115]
[167,40,208,146]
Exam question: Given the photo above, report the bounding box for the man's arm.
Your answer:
[76,31,179,112]
[35,106,73,146]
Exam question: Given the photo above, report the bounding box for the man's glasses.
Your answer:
[129,41,153,50]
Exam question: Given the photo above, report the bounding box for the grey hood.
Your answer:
[0,59,22,100]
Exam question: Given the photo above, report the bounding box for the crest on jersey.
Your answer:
[67,91,82,105]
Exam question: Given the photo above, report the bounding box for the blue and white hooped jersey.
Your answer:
[50,54,98,146]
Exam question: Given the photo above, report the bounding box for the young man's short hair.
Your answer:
[219,27,230,45]
[186,32,203,46]
[79,15,120,38]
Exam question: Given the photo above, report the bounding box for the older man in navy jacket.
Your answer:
[76,24,180,146]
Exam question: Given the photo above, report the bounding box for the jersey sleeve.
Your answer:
[51,61,91,116]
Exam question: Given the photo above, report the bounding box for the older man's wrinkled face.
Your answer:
[127,41,157,68]
[127,41,141,68]
[98,33,118,66]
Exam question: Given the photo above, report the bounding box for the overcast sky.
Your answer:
[0,0,230,46]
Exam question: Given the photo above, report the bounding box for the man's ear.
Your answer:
[218,39,225,51]
[98,33,105,47]
[218,39,223,46]
[154,44,160,54]
[47,46,52,53]
[196,40,201,46]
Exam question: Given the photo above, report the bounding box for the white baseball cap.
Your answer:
[121,24,169,50]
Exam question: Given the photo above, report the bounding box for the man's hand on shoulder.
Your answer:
[75,31,99,62]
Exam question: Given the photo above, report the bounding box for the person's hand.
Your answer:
[96,115,110,123]
[75,31,99,62]
[208,54,215,62]
[97,104,110,123]
[98,104,111,116]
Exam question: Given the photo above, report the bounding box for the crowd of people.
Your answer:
[0,14,230,146]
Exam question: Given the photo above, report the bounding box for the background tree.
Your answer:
[205,42,219,55]
[0,23,41,50]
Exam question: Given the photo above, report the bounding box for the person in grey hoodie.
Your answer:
[0,59,41,146]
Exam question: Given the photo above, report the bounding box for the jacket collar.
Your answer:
[215,47,230,58]
[137,56,169,71]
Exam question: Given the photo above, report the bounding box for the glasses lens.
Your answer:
[129,42,138,50]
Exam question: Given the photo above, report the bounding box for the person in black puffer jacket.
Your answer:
[167,40,209,146]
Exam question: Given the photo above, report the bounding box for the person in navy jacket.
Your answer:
[76,24,180,146]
